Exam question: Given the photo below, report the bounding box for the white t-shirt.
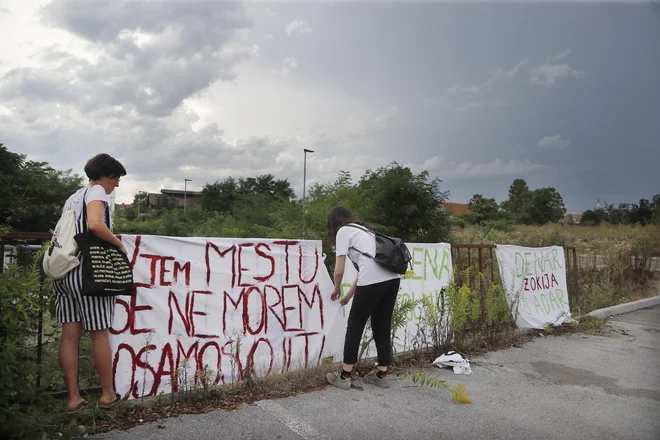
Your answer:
[62,185,112,231]
[335,223,400,286]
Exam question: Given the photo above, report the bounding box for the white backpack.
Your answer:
[42,209,80,279]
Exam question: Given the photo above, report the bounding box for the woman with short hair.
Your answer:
[53,153,128,412]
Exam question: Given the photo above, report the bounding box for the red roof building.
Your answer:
[442,202,471,217]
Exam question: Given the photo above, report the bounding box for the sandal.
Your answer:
[66,399,88,414]
[98,393,121,409]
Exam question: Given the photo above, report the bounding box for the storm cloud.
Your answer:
[0,1,658,210]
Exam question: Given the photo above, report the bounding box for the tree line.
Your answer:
[1,144,83,233]
[1,144,451,242]
[454,178,567,229]
[579,197,660,226]
[117,163,453,243]
[454,177,660,229]
[2,143,657,241]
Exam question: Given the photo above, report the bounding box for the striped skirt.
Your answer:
[53,265,116,331]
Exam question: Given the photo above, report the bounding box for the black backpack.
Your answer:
[345,224,412,275]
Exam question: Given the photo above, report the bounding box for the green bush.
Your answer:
[0,252,53,439]
[438,271,514,350]
[482,219,516,233]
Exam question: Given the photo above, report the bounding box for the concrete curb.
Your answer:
[584,295,660,320]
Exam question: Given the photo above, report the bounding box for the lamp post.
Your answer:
[302,149,314,238]
[184,178,192,215]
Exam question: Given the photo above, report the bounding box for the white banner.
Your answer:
[111,235,341,399]
[495,244,574,329]
[330,243,453,358]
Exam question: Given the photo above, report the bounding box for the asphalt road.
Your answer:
[92,306,660,440]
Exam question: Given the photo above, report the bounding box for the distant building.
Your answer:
[148,189,202,209]
[564,212,583,225]
[442,202,471,218]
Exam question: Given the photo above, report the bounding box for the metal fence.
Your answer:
[575,254,660,272]
[450,244,581,312]
[1,232,52,391]
[1,232,52,272]
[0,232,611,392]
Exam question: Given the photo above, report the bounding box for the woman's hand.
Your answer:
[339,282,356,306]
[339,293,353,306]
[331,286,341,301]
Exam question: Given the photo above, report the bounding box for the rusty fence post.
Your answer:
[37,309,43,389]
[565,248,573,310]
[456,247,461,286]
[489,247,495,282]
[479,247,485,288]
[478,246,486,324]
[36,267,45,390]
[572,247,579,310]
[478,247,484,287]
[467,247,472,289]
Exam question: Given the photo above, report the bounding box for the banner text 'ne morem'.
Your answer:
[110,235,339,399]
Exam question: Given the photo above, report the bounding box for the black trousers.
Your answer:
[343,278,401,366]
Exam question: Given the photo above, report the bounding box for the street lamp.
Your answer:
[302,149,314,238]
[184,178,192,215]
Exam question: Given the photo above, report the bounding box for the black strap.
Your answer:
[344,223,374,235]
[343,224,375,259]
[81,187,111,233]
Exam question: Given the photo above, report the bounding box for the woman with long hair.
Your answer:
[326,206,401,389]
[53,154,127,412]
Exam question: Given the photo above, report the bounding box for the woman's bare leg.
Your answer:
[90,329,116,404]
[59,322,85,409]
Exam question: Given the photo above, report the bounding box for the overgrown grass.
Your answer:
[450,224,660,316]
[539,315,608,339]
[450,223,660,255]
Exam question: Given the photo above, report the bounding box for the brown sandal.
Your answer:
[66,399,88,414]
[98,393,121,409]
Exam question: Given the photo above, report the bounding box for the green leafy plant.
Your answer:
[0,250,54,439]
[403,370,472,404]
[419,268,515,352]
[390,296,419,349]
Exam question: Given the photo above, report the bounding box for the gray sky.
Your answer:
[1,1,658,211]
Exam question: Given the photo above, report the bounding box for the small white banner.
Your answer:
[495,244,574,329]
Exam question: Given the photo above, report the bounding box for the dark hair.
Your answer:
[326,206,370,245]
[84,153,127,180]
